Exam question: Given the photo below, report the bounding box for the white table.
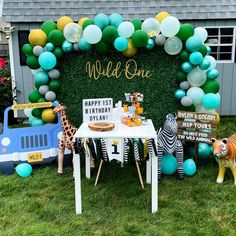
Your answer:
[73,120,158,214]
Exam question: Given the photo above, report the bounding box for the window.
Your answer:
[18,30,30,66]
[204,27,235,63]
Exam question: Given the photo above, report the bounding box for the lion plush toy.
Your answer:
[212,134,236,185]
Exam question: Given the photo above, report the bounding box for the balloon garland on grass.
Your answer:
[23,12,221,126]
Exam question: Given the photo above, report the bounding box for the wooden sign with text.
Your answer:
[177,110,217,144]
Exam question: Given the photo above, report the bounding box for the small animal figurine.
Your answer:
[212,135,236,185]
[157,113,184,181]
[53,104,77,175]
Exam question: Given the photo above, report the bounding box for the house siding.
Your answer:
[11,19,236,116]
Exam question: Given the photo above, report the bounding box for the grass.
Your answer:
[0,117,236,236]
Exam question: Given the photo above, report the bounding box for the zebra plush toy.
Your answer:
[157,114,184,181]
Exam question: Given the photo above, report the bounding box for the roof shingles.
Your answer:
[2,0,236,22]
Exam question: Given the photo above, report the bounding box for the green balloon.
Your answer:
[102,26,118,44]
[202,80,220,94]
[48,30,65,46]
[32,108,42,118]
[131,30,148,48]
[176,24,194,41]
[53,47,64,59]
[176,71,187,82]
[95,40,110,53]
[34,80,41,89]
[48,80,60,91]
[28,90,42,103]
[22,44,33,56]
[26,55,40,69]
[41,20,57,36]
[37,97,46,103]
[180,50,190,61]
[131,19,142,30]
[82,19,94,30]
[199,45,208,57]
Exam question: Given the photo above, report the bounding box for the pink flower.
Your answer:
[0,77,6,83]
[0,58,5,68]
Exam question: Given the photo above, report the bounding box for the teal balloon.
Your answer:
[94,13,109,29]
[206,46,211,55]
[186,36,202,52]
[183,159,197,176]
[181,62,193,73]
[199,59,210,70]
[62,40,73,53]
[109,13,123,28]
[207,68,219,79]
[198,143,211,159]
[174,89,186,99]
[38,52,57,70]
[189,51,203,65]
[114,37,128,51]
[45,43,54,52]
[161,154,177,175]
[34,71,49,85]
[202,93,220,109]
[31,117,45,127]
[78,37,92,51]
[15,163,32,177]
[189,143,211,159]
[145,38,155,50]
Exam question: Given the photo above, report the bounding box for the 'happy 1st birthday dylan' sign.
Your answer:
[83,98,113,123]
[85,59,153,80]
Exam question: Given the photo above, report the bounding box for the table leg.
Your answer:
[146,159,151,184]
[151,139,158,213]
[85,149,91,179]
[73,151,82,214]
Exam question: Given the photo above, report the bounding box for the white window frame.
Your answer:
[204,26,236,63]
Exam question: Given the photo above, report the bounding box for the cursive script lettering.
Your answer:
[85,59,152,80]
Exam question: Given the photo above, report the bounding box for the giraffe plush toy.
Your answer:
[53,104,77,175]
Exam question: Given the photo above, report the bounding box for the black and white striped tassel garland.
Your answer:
[100,138,108,161]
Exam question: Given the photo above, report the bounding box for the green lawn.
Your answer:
[0,118,236,236]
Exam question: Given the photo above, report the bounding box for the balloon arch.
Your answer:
[22,12,221,126]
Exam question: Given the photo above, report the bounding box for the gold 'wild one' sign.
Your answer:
[85,59,153,80]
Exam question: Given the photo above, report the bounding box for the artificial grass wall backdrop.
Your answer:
[58,47,180,129]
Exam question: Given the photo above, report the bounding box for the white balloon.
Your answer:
[160,16,180,37]
[141,18,160,37]
[194,27,208,43]
[187,67,207,87]
[33,46,44,56]
[39,85,49,95]
[31,68,43,76]
[164,36,182,55]
[64,23,83,43]
[24,108,33,118]
[118,21,135,38]
[155,34,166,46]
[187,87,205,105]
[180,81,190,90]
[195,104,215,113]
[83,25,102,44]
[181,96,193,107]
[45,91,56,102]
[204,55,217,70]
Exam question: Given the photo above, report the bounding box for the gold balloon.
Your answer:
[57,16,73,31]
[215,112,220,125]
[123,39,137,58]
[28,29,48,47]
[155,11,170,23]
[41,108,57,123]
[78,17,89,27]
